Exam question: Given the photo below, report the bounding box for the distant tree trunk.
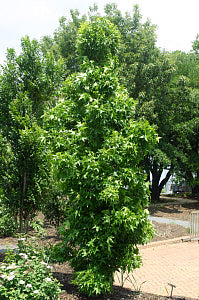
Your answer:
[150,162,172,202]
[192,171,199,194]
[150,186,161,202]
[185,171,199,195]
[150,169,161,202]
[14,214,18,232]
[19,207,24,233]
[192,185,199,194]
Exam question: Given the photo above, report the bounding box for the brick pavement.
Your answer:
[114,240,199,298]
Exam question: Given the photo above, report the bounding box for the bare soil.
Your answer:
[1,200,199,300]
[149,202,199,242]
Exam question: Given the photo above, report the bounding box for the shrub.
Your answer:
[0,237,61,299]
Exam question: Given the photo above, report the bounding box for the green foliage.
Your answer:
[76,17,121,66]
[0,36,62,233]
[192,33,199,54]
[72,267,113,297]
[132,47,199,201]
[30,218,47,238]
[0,37,64,127]
[0,237,61,299]
[41,9,87,78]
[0,119,51,232]
[105,4,158,99]
[44,18,157,296]
[42,193,68,228]
[129,50,175,201]
[167,51,199,191]
[0,203,15,237]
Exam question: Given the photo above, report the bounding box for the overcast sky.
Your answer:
[1,0,199,65]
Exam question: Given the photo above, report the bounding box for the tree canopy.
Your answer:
[40,3,199,201]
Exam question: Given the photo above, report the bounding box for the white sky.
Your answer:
[0,0,199,65]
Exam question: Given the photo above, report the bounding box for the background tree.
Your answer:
[104,3,157,99]
[44,18,157,296]
[0,37,63,232]
[134,51,175,201]
[168,50,199,194]
[134,49,199,201]
[192,33,199,55]
[41,9,87,79]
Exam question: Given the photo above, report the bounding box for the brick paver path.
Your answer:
[114,241,199,298]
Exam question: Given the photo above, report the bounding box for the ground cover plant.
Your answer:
[0,235,61,299]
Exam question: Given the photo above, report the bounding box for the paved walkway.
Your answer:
[148,215,190,227]
[114,239,199,298]
[114,197,199,298]
[0,244,17,254]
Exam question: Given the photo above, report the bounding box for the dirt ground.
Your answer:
[149,202,199,242]
[1,200,199,300]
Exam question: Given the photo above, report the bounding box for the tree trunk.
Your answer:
[14,214,18,232]
[192,184,199,194]
[192,171,199,195]
[150,186,161,202]
[19,207,23,233]
[20,160,27,233]
[150,162,172,202]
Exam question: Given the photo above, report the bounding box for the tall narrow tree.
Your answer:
[44,18,157,296]
[0,37,63,232]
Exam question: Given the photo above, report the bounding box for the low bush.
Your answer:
[0,236,61,299]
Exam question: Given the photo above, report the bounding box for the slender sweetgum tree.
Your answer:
[44,18,158,296]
